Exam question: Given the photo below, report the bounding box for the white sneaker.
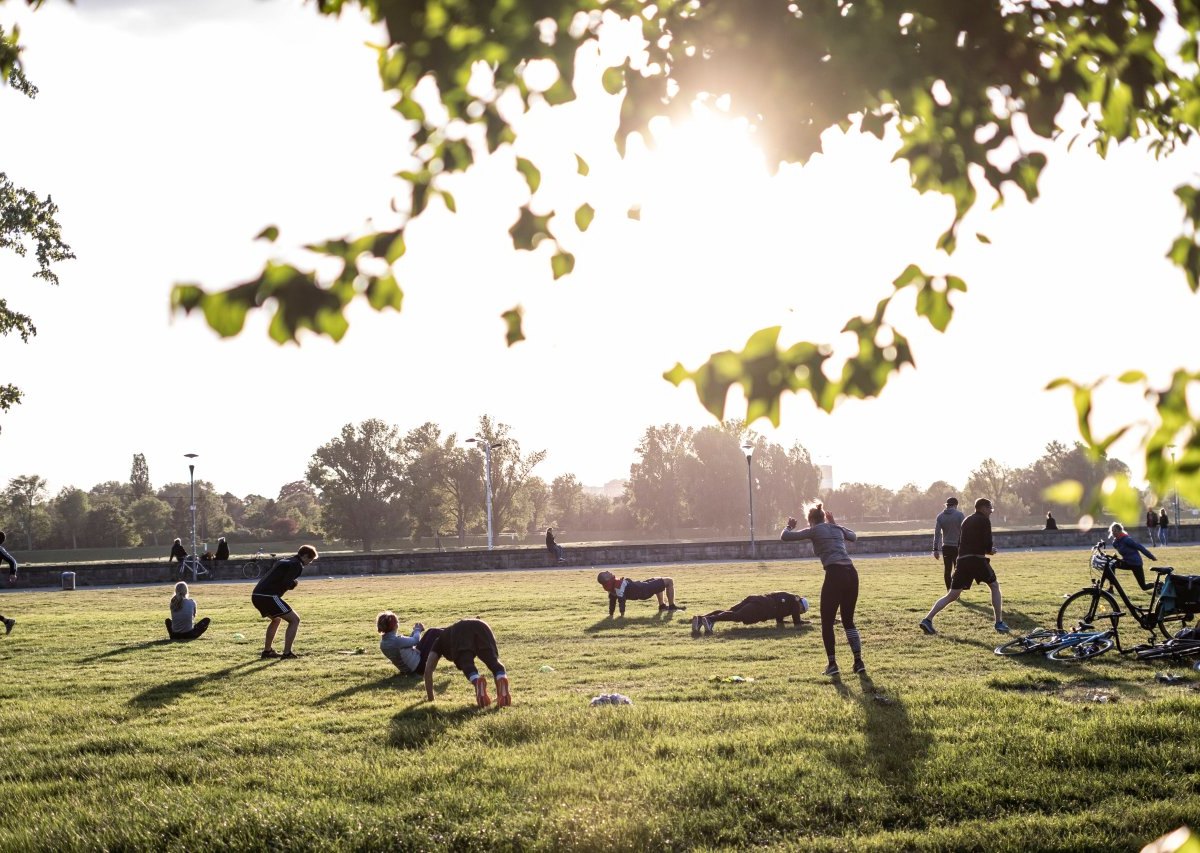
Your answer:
[690,615,701,637]
[703,617,714,636]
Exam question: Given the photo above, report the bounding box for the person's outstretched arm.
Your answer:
[424,652,441,701]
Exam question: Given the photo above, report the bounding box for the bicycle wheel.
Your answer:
[995,631,1067,656]
[1047,636,1115,662]
[242,560,260,580]
[1057,588,1120,632]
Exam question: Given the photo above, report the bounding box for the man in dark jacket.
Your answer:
[919,498,1009,635]
[251,545,318,659]
[691,591,809,636]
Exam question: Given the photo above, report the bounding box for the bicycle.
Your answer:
[177,554,210,582]
[241,547,276,580]
[1056,541,1195,652]
[994,624,1117,662]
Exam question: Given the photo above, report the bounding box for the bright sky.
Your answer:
[2,0,1198,502]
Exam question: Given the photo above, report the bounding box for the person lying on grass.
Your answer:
[596,570,685,617]
[377,610,442,676]
[423,618,511,708]
[691,591,809,637]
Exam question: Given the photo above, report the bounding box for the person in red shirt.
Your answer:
[596,570,684,617]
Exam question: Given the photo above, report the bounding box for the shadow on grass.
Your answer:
[388,699,479,750]
[129,660,265,709]
[315,674,417,706]
[77,639,174,663]
[584,611,678,633]
[855,674,931,801]
[709,624,811,640]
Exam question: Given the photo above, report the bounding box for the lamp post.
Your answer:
[184,453,199,582]
[467,438,501,550]
[741,442,755,558]
[1170,445,1180,529]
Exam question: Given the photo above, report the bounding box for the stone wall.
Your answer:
[7,525,1194,590]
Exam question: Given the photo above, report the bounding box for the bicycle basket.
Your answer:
[1161,574,1200,616]
[1090,552,1112,571]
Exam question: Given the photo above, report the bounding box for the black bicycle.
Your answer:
[241,547,276,580]
[1057,541,1195,651]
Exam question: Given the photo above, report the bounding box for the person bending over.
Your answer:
[596,570,684,617]
[165,581,211,641]
[781,504,865,676]
[377,611,442,676]
[251,545,318,660]
[423,618,511,708]
[1109,522,1157,591]
[692,591,809,636]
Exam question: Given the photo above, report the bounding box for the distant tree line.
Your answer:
[0,424,1157,553]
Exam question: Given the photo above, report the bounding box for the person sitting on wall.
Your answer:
[1044,512,1059,530]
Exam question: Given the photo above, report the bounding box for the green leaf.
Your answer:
[551,249,575,279]
[365,274,404,311]
[975,233,991,244]
[502,306,524,346]
[1042,480,1083,505]
[575,203,595,232]
[575,154,589,176]
[438,189,457,213]
[602,66,624,96]
[256,226,280,243]
[516,157,541,195]
[509,206,552,251]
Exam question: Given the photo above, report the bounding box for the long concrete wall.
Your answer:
[6,525,1195,590]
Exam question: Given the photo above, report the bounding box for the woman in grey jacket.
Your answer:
[781,504,864,676]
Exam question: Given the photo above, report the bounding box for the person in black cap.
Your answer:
[919,498,1009,635]
[932,497,965,590]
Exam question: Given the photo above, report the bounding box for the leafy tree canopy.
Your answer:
[9,1,1191,516]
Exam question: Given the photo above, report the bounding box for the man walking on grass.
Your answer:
[932,496,965,591]
[919,498,1009,635]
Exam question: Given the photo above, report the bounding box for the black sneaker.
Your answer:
[919,618,937,635]
[281,651,299,660]
[852,659,867,674]
[3,617,14,635]
[261,649,280,659]
[823,662,840,676]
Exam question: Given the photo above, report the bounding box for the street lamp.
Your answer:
[1169,445,1180,528]
[741,442,755,557]
[466,437,501,550]
[184,452,199,582]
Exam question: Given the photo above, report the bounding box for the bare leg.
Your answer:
[280,610,301,654]
[924,588,963,623]
[263,616,282,652]
[664,579,676,606]
[988,582,1004,624]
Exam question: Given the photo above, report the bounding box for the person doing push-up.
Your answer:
[596,571,684,617]
[691,591,809,636]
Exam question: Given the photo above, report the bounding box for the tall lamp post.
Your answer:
[467,437,501,550]
[741,442,755,558]
[1170,445,1180,529]
[184,452,199,582]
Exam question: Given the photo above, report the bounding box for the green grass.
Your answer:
[0,549,1198,851]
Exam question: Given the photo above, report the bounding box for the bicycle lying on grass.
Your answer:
[1055,541,1199,653]
[241,547,276,580]
[995,624,1117,662]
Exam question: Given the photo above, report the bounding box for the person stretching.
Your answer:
[596,571,684,617]
[781,504,865,676]
[691,591,809,636]
[165,581,211,641]
[1109,521,1157,591]
[251,545,318,659]
[423,618,511,708]
[377,611,442,676]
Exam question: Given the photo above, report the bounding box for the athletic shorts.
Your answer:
[950,556,997,590]
[623,578,668,601]
[251,593,292,619]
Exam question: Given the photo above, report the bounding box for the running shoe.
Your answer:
[261,648,280,659]
[852,659,867,674]
[281,651,299,659]
[691,615,701,637]
[495,675,511,707]
[474,676,492,708]
[994,621,1011,634]
[823,663,840,676]
[703,617,714,636]
[919,618,937,635]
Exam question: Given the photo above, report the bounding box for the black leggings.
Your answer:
[166,617,211,641]
[703,596,774,625]
[941,546,958,590]
[820,565,860,659]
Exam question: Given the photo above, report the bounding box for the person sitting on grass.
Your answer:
[691,591,809,637]
[1109,521,1157,591]
[596,570,685,617]
[165,581,211,641]
[377,611,442,676]
[423,618,511,708]
[251,545,318,660]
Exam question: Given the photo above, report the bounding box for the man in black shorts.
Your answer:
[423,618,511,708]
[251,545,318,659]
[691,591,808,636]
[919,498,1009,635]
[596,570,685,617]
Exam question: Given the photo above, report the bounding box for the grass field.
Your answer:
[0,548,1198,851]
